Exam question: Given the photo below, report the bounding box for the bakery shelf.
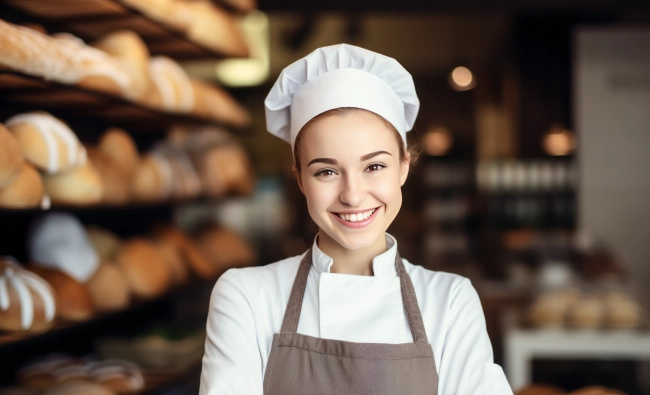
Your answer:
[0,68,234,133]
[0,0,231,61]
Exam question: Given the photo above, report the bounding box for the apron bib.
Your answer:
[263,249,439,395]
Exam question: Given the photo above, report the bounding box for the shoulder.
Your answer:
[402,259,478,309]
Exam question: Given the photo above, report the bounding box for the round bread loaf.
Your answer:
[151,240,189,286]
[194,227,255,275]
[86,146,130,205]
[191,79,251,127]
[84,261,130,312]
[5,112,86,175]
[116,239,172,299]
[86,226,123,262]
[130,155,173,203]
[0,164,44,209]
[155,226,216,279]
[91,31,152,101]
[25,265,94,322]
[43,161,103,206]
[0,257,57,332]
[0,122,24,187]
[98,128,140,179]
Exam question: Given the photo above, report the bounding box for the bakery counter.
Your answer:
[0,0,248,60]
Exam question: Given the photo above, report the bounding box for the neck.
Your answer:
[317,231,388,276]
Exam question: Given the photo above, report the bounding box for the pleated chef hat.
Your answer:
[28,212,99,283]
[264,44,420,149]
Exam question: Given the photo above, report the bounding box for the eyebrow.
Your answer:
[307,151,392,167]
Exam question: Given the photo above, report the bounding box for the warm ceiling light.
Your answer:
[423,126,453,156]
[543,125,577,156]
[449,66,476,91]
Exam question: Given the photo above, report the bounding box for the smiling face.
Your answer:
[297,109,410,252]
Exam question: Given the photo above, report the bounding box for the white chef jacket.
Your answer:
[200,234,513,395]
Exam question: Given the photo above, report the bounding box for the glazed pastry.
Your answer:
[86,226,123,262]
[84,261,131,312]
[98,128,140,180]
[0,122,24,187]
[116,239,172,299]
[0,257,56,332]
[130,154,174,202]
[0,164,45,209]
[5,112,86,175]
[91,31,152,102]
[0,19,84,84]
[88,359,145,394]
[191,79,251,127]
[155,225,217,279]
[86,147,130,205]
[194,226,255,274]
[148,56,194,113]
[52,33,133,99]
[43,161,103,206]
[25,265,94,322]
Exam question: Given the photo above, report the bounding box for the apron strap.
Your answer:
[280,248,430,344]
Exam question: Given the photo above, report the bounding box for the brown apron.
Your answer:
[263,249,439,395]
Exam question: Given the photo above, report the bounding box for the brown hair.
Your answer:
[293,107,420,174]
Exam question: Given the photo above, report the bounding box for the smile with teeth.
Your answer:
[336,208,377,222]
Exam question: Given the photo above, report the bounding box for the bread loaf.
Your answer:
[190,79,251,127]
[26,265,94,322]
[0,257,56,332]
[43,161,103,206]
[195,226,255,274]
[0,164,45,209]
[18,355,76,390]
[151,240,189,286]
[5,112,86,175]
[148,56,195,113]
[86,226,123,262]
[98,128,140,179]
[43,382,117,395]
[52,33,134,99]
[130,154,174,202]
[0,122,24,187]
[155,226,216,278]
[84,261,130,312]
[88,360,145,394]
[87,146,130,205]
[91,31,152,101]
[116,239,172,299]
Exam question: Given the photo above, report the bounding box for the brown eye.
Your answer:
[315,169,337,177]
[366,163,386,172]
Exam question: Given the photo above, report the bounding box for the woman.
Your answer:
[199,44,513,395]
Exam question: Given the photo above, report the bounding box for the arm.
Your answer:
[199,269,263,395]
[438,278,513,395]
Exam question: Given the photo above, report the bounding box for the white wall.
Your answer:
[575,27,650,304]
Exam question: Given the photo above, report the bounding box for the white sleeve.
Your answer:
[437,278,513,395]
[199,269,263,395]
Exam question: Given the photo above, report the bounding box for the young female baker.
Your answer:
[199,44,513,395]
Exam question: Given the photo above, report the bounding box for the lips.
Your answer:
[329,207,380,228]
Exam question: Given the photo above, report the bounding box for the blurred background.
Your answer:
[0,0,649,394]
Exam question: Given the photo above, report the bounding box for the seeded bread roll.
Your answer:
[116,239,172,299]
[25,264,94,322]
[84,261,130,312]
[5,112,86,175]
[0,164,45,209]
[91,31,152,102]
[155,225,216,279]
[0,257,57,333]
[86,146,130,205]
[98,128,140,179]
[43,161,103,206]
[0,122,24,187]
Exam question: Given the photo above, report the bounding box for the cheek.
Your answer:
[368,172,402,208]
[301,178,339,213]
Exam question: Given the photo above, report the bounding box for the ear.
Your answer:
[399,152,410,186]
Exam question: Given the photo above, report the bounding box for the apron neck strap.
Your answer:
[280,248,430,344]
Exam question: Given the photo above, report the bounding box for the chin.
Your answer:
[322,226,385,251]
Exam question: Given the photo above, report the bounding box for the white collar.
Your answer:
[310,233,398,278]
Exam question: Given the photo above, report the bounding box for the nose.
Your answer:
[339,173,366,207]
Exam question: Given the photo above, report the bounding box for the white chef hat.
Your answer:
[28,212,99,283]
[264,44,420,150]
